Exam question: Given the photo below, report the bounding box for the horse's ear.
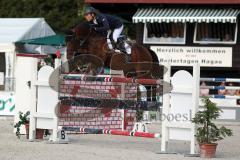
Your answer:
[65,29,74,35]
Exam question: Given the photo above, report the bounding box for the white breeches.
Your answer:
[106,25,131,54]
[107,25,123,42]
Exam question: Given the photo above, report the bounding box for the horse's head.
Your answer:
[66,21,109,66]
[65,29,77,58]
[65,22,92,59]
[72,22,93,46]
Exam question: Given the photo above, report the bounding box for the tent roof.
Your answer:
[16,34,66,46]
[0,18,55,43]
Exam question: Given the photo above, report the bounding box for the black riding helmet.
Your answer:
[84,7,99,15]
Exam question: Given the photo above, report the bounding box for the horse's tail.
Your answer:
[148,48,159,63]
[132,43,162,78]
[131,43,152,62]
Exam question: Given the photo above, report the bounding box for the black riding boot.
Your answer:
[126,54,131,62]
[116,40,127,53]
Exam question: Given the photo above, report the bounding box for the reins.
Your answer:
[79,28,93,46]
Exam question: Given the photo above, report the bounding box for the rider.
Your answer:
[83,6,131,55]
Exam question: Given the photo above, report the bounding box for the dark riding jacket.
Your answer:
[92,14,123,35]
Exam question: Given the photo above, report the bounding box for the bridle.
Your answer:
[72,26,106,47]
[76,27,93,47]
[66,30,92,57]
[67,25,109,57]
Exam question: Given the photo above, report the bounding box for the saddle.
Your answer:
[110,35,132,54]
[106,33,133,62]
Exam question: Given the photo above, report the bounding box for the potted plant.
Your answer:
[14,111,30,139]
[14,111,44,139]
[192,98,233,158]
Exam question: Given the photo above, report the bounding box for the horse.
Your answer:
[66,21,163,79]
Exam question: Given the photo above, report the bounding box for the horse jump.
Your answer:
[62,74,163,85]
[62,126,161,138]
[59,72,163,137]
[14,54,239,155]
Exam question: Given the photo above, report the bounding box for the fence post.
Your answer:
[191,63,200,154]
[161,64,171,152]
[29,58,38,141]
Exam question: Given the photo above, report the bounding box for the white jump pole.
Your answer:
[191,63,200,154]
[161,64,171,152]
[52,58,61,142]
[29,57,38,141]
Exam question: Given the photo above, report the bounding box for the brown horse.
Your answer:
[66,21,162,79]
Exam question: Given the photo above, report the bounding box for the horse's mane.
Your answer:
[74,21,105,39]
[76,21,90,30]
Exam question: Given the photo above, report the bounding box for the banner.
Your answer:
[151,46,232,67]
[0,93,15,116]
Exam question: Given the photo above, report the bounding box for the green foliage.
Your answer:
[192,98,233,144]
[0,0,85,33]
[0,1,135,37]
[14,111,30,139]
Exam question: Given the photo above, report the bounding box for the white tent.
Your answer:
[0,18,56,116]
[0,18,55,43]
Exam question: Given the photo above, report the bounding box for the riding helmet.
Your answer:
[84,7,98,15]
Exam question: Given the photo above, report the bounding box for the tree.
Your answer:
[0,0,85,33]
